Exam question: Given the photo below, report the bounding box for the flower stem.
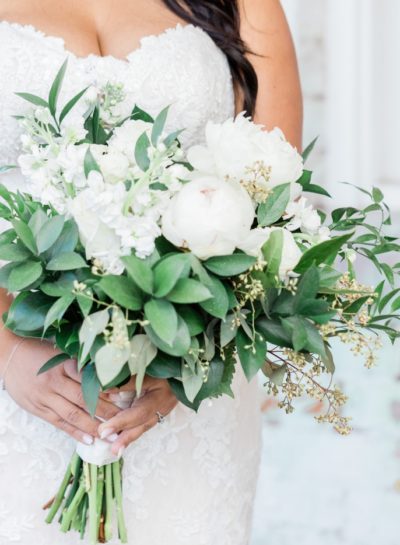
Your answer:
[89,464,99,544]
[80,495,89,540]
[45,453,75,524]
[112,461,127,543]
[96,467,105,534]
[60,480,86,533]
[104,464,114,542]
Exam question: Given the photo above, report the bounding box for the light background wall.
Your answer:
[251,2,400,543]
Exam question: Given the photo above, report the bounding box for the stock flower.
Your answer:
[187,113,304,195]
[161,176,256,259]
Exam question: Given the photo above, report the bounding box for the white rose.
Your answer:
[109,119,152,164]
[161,177,255,259]
[238,227,302,279]
[188,113,303,190]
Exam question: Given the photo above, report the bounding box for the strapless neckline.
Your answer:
[0,20,202,64]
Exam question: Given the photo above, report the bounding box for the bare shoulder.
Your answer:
[238,0,303,149]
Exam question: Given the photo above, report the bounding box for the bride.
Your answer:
[0,0,302,543]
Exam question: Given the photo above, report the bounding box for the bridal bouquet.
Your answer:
[1,61,399,543]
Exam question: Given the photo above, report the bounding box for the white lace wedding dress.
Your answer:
[0,21,262,545]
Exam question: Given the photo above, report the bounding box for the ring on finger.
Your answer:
[156,411,166,424]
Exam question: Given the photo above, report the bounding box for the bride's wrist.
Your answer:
[0,338,26,389]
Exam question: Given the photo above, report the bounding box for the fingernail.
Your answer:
[82,434,94,445]
[99,427,115,440]
[106,433,119,443]
[117,447,125,458]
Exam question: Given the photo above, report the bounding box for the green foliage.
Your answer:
[257,183,291,226]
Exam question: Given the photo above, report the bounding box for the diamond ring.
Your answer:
[156,411,166,424]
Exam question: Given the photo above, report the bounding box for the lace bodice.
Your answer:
[0,21,261,545]
[0,21,234,172]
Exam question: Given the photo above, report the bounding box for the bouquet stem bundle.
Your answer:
[45,453,127,543]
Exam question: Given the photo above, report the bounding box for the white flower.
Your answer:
[109,119,152,164]
[238,227,302,279]
[96,150,130,184]
[284,197,322,235]
[161,177,255,259]
[188,113,304,194]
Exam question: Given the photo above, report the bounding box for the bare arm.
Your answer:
[239,0,303,149]
[0,289,120,443]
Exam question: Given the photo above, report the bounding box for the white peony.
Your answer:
[161,177,256,259]
[187,113,304,196]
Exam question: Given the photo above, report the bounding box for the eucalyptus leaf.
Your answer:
[203,253,256,277]
[257,183,291,226]
[151,106,169,145]
[134,132,151,171]
[43,295,75,332]
[181,361,203,403]
[36,215,65,254]
[95,343,130,386]
[8,261,43,291]
[128,334,157,394]
[81,364,101,416]
[167,278,211,304]
[144,299,178,345]
[122,254,153,295]
[47,252,88,271]
[79,310,110,364]
[11,219,37,254]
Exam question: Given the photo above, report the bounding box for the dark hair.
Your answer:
[161,0,258,116]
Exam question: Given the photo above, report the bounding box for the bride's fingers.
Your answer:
[98,386,177,440]
[49,394,100,438]
[110,417,158,455]
[41,407,95,445]
[58,377,121,421]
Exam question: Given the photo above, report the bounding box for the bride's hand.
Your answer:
[95,376,178,456]
[3,338,121,445]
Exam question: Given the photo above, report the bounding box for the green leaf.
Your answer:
[47,219,79,257]
[122,254,153,294]
[43,295,75,332]
[36,215,65,254]
[145,316,191,357]
[15,92,48,108]
[182,361,204,402]
[302,319,327,357]
[258,183,291,226]
[48,59,68,116]
[372,187,384,203]
[128,335,158,395]
[84,147,101,178]
[37,353,70,375]
[151,106,169,145]
[59,87,89,124]
[8,261,43,291]
[236,329,266,381]
[203,254,256,277]
[178,307,205,336]
[294,266,320,305]
[262,362,287,386]
[28,209,49,236]
[262,229,283,276]
[77,294,93,317]
[256,317,292,347]
[79,310,110,364]
[82,364,101,417]
[0,229,16,246]
[6,292,53,331]
[220,314,239,347]
[147,353,182,379]
[294,233,353,274]
[0,262,14,289]
[167,278,212,304]
[134,132,151,171]
[302,137,318,162]
[131,105,154,123]
[47,252,88,271]
[199,275,229,319]
[322,344,335,373]
[281,316,308,351]
[0,243,31,262]
[95,344,130,386]
[40,273,76,297]
[144,299,178,345]
[11,220,37,254]
[99,275,143,311]
[153,253,191,297]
